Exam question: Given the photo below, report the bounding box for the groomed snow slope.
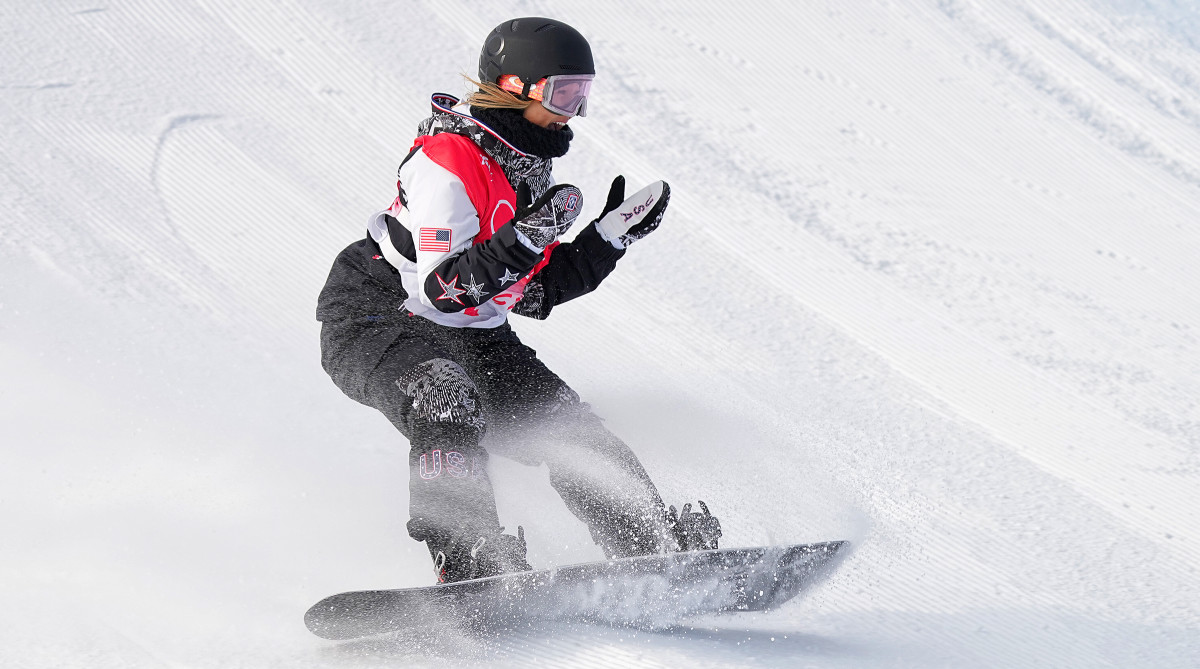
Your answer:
[3,0,1200,666]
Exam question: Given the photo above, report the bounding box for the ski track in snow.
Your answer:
[3,0,1200,667]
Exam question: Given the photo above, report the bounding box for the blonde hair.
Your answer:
[461,75,534,110]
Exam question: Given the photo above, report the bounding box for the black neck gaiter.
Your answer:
[470,106,573,159]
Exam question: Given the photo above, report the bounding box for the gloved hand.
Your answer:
[592,176,671,249]
[512,181,584,249]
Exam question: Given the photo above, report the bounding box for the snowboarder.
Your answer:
[316,17,720,584]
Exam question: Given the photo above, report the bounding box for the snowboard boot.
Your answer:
[668,500,722,551]
[429,526,533,584]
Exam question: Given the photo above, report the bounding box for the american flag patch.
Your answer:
[419,228,452,252]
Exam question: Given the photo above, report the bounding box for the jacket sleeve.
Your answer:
[511,221,627,320]
[400,149,544,313]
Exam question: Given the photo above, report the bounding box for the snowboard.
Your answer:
[305,540,848,640]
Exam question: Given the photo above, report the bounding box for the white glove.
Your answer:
[592,176,671,249]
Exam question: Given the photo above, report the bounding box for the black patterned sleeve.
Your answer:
[422,223,544,313]
[511,222,627,320]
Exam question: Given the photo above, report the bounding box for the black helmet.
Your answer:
[478,17,595,97]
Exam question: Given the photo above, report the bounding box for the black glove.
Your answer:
[592,176,671,249]
[668,500,722,551]
[512,181,584,248]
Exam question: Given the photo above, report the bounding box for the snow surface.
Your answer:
[3,0,1200,666]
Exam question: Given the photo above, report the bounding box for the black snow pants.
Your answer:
[316,237,674,559]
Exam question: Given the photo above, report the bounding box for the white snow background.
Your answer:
[3,0,1200,666]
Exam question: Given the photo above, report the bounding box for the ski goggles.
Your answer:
[499,73,594,117]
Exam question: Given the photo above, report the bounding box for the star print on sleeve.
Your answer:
[463,274,490,303]
[434,272,466,305]
[497,268,521,286]
[415,217,544,315]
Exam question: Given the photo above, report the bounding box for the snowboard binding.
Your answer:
[431,526,533,583]
[668,500,722,551]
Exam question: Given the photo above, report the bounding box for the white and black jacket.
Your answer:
[365,93,626,328]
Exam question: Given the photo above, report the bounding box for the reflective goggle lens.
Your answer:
[498,74,594,117]
[543,75,592,117]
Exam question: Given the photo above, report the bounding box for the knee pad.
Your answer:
[395,358,485,432]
